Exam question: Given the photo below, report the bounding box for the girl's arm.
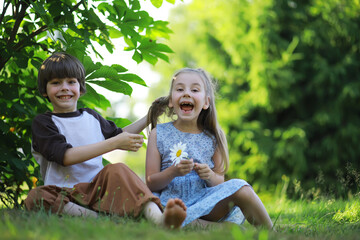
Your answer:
[122,115,147,134]
[194,148,225,187]
[63,132,143,166]
[145,129,193,192]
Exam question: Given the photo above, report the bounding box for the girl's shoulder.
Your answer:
[156,122,174,131]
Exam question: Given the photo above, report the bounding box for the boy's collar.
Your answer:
[45,109,82,118]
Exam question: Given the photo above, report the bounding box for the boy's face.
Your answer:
[43,77,82,113]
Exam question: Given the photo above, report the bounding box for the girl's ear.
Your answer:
[42,93,48,97]
[203,96,210,110]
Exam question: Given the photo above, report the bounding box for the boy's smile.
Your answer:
[44,77,81,113]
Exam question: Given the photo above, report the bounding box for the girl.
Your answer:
[145,68,273,229]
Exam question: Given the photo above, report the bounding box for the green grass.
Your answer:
[1,197,360,240]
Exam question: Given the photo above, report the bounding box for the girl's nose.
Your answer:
[183,88,191,96]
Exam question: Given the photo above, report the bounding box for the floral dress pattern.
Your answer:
[155,122,249,226]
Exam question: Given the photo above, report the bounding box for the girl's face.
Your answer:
[44,77,81,113]
[169,72,210,122]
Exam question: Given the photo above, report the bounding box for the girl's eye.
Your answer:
[192,89,199,92]
[176,88,183,92]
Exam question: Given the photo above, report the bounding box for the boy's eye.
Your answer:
[192,89,199,92]
[176,88,183,92]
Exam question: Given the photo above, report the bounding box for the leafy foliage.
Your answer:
[0,0,175,207]
[153,0,360,198]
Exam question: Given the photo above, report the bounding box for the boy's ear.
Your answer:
[203,96,210,110]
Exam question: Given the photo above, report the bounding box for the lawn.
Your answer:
[1,196,359,240]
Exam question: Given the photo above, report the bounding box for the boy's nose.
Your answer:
[61,82,70,90]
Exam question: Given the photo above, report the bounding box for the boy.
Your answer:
[25,52,186,228]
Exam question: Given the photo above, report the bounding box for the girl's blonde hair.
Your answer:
[147,68,229,174]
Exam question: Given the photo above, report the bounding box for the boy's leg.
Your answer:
[68,163,163,217]
[25,185,70,214]
[62,202,98,218]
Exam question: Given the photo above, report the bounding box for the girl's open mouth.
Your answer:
[180,102,194,113]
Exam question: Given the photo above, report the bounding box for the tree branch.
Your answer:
[8,1,29,45]
[14,25,48,51]
[0,0,86,71]
[0,0,11,24]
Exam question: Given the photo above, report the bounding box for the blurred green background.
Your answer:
[142,0,360,199]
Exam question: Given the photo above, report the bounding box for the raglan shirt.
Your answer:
[32,108,123,188]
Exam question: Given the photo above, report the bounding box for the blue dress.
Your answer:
[155,122,249,227]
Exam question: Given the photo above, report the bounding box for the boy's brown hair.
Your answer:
[38,52,86,97]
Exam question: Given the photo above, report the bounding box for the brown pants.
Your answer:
[25,163,162,217]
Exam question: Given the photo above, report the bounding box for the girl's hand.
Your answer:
[194,163,214,180]
[174,159,194,176]
[114,132,144,152]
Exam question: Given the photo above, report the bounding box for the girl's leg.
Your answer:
[143,198,187,229]
[201,186,273,229]
[231,186,273,229]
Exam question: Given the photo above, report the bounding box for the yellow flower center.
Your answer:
[176,150,182,157]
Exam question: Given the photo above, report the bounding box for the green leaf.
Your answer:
[88,79,133,96]
[108,26,123,39]
[154,43,173,53]
[141,51,158,65]
[0,119,9,133]
[111,64,128,73]
[30,0,47,15]
[86,66,119,80]
[107,117,132,128]
[132,50,143,63]
[80,84,111,110]
[83,56,101,76]
[118,73,147,86]
[151,51,170,63]
[150,0,163,8]
[84,83,101,105]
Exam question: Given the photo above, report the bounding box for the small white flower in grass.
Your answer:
[169,142,188,166]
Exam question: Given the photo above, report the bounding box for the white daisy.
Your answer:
[169,142,189,166]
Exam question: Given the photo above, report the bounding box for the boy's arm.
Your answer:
[63,131,143,166]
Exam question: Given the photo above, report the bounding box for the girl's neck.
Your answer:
[173,120,201,134]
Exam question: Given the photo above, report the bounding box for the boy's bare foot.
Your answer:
[163,198,187,229]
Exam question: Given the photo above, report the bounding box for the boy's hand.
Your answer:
[194,163,214,180]
[174,159,194,176]
[115,132,144,152]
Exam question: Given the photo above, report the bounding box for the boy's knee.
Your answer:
[25,187,46,211]
[24,185,69,214]
[103,162,132,175]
